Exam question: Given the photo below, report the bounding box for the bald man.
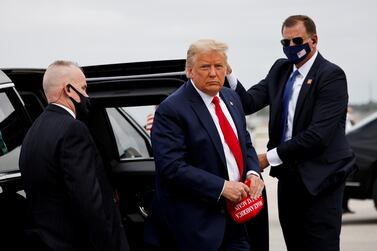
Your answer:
[19,60,129,251]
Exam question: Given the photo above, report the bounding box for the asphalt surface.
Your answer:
[249,117,377,251]
[263,172,377,251]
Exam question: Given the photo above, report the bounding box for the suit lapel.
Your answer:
[271,67,293,136]
[186,82,227,166]
[220,91,244,147]
[293,54,323,126]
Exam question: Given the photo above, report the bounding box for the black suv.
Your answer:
[344,112,377,211]
[0,60,268,250]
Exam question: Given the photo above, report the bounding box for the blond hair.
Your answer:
[185,39,228,77]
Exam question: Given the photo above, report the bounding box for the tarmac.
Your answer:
[252,121,377,251]
[264,171,377,251]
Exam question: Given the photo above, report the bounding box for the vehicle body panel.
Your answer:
[345,112,377,208]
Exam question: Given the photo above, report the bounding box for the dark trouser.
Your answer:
[144,209,250,251]
[278,171,344,251]
[246,183,269,251]
[23,230,53,251]
[219,214,250,251]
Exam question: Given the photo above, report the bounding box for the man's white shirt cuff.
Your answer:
[226,72,238,90]
[247,170,260,178]
[218,170,260,201]
[266,148,283,166]
[219,181,226,201]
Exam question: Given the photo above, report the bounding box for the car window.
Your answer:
[0,92,14,156]
[19,91,46,121]
[0,91,22,172]
[123,105,157,135]
[106,107,151,160]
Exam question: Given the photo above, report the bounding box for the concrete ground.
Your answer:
[262,160,377,251]
[250,119,377,251]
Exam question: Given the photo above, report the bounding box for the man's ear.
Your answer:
[187,67,194,78]
[65,84,72,96]
[311,34,318,46]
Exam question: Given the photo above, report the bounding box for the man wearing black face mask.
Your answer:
[226,15,356,251]
[19,60,129,251]
[67,83,91,121]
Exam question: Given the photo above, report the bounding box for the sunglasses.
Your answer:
[280,37,304,47]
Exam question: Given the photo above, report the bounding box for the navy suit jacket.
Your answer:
[19,104,129,251]
[150,81,259,251]
[234,53,356,195]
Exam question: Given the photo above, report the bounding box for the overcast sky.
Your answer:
[1,0,376,104]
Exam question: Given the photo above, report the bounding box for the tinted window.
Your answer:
[0,91,22,172]
[0,92,15,156]
[19,92,46,121]
[123,105,157,135]
[106,107,150,159]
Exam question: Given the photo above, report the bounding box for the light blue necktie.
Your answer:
[281,70,300,142]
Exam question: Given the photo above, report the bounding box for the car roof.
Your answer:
[1,59,187,110]
[347,111,377,134]
[1,59,186,92]
[84,59,186,79]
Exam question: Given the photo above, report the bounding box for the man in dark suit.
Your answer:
[227,15,356,251]
[19,60,129,251]
[146,39,265,251]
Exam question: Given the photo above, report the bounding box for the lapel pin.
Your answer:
[229,101,234,106]
[307,79,313,85]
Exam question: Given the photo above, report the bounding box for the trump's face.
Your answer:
[188,51,227,96]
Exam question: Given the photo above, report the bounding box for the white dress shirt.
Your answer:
[191,81,241,182]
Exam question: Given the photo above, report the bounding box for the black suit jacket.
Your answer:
[235,53,356,195]
[19,104,129,251]
[147,81,259,251]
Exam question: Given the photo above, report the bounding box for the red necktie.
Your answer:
[212,96,244,179]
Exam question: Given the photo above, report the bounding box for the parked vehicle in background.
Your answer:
[344,112,377,211]
[0,60,268,250]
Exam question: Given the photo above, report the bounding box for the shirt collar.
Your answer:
[190,80,220,106]
[294,50,318,78]
[51,103,76,118]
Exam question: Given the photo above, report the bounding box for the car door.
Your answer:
[0,72,32,251]
[83,60,187,250]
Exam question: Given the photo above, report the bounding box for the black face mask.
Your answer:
[283,43,311,64]
[68,84,91,121]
